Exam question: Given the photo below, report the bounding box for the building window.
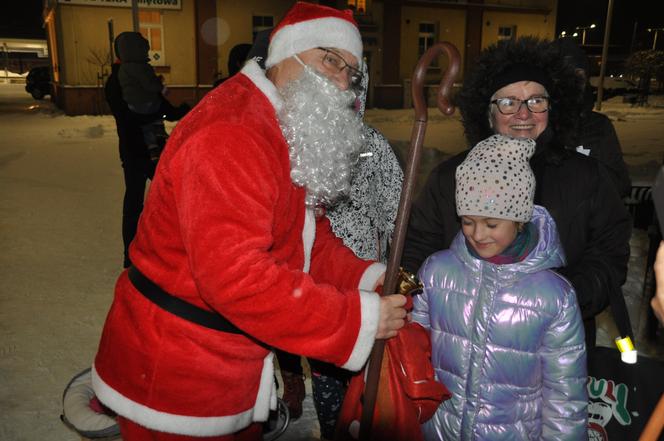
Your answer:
[418,22,438,66]
[139,11,164,65]
[252,15,274,42]
[498,25,516,41]
[347,0,367,13]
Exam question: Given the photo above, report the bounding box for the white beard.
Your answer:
[277,65,365,208]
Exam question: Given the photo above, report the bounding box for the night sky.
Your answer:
[556,0,664,52]
[2,0,663,51]
[1,0,45,39]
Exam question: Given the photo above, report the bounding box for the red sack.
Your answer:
[335,321,450,441]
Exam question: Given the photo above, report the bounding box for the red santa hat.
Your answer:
[265,2,363,69]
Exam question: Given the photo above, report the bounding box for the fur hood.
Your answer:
[456,37,584,156]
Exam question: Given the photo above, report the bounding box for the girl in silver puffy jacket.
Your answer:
[412,134,587,441]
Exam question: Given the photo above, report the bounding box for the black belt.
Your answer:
[127,266,245,334]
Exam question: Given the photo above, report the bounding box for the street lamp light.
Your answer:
[560,30,567,38]
[575,23,597,45]
[647,27,664,50]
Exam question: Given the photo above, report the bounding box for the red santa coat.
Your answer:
[92,60,384,437]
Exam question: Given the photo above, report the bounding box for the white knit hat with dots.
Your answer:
[455,134,536,222]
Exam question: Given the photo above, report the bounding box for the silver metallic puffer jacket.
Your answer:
[413,206,587,441]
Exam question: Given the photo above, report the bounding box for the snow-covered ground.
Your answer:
[1,69,29,81]
[0,82,662,441]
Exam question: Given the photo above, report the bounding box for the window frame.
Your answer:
[252,15,274,43]
[347,0,367,14]
[139,10,165,66]
[497,25,517,41]
[418,21,438,67]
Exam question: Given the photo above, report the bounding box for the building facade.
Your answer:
[43,0,557,114]
[371,0,557,107]
[44,0,198,114]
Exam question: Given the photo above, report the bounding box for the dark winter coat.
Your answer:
[116,32,163,109]
[402,128,632,325]
[569,110,631,198]
[105,62,151,165]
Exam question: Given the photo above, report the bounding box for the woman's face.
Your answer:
[461,215,519,259]
[490,81,549,140]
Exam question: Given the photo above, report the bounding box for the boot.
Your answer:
[281,370,305,420]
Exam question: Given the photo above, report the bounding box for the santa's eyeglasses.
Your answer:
[316,47,363,88]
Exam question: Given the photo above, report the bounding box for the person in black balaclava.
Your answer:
[553,37,631,198]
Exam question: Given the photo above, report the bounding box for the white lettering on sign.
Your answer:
[57,0,181,10]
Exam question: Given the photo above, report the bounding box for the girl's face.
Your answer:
[461,215,519,259]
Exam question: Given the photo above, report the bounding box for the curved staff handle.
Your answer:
[358,41,461,441]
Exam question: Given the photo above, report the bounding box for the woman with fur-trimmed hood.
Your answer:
[402,37,632,349]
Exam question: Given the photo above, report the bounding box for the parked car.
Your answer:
[589,76,640,101]
[25,66,52,100]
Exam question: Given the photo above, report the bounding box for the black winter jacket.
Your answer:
[106,63,189,164]
[116,32,163,109]
[106,63,151,164]
[402,131,632,323]
[569,111,631,198]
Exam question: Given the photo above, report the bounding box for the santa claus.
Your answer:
[91,2,407,440]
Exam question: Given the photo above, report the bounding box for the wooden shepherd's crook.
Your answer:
[358,42,461,441]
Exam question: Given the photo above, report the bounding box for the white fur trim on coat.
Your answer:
[253,352,277,421]
[265,17,362,69]
[358,262,386,291]
[240,59,283,114]
[239,65,325,279]
[302,208,315,273]
[341,289,380,371]
[91,353,276,436]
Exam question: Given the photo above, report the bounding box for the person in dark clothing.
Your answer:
[401,37,632,348]
[106,62,154,269]
[571,110,631,197]
[213,43,253,88]
[106,32,189,268]
[247,29,272,69]
[115,32,169,160]
[554,37,631,198]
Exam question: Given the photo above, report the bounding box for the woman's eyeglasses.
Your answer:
[317,47,363,88]
[490,96,550,115]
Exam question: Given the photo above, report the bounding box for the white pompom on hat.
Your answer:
[265,1,363,69]
[455,134,536,222]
